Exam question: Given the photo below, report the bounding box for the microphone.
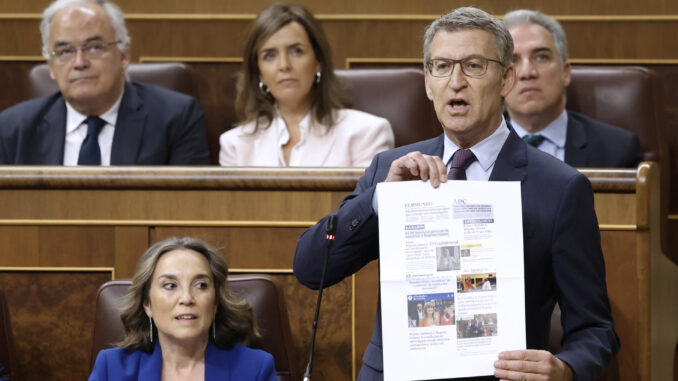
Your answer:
[303,214,338,381]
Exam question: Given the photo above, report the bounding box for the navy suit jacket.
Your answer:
[294,128,620,381]
[89,341,277,381]
[563,111,643,168]
[0,81,210,165]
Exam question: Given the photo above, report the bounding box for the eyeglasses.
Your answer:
[50,40,121,63]
[426,55,504,78]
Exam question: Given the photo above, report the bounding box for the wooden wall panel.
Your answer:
[593,194,636,226]
[600,231,641,380]
[149,226,305,270]
[0,189,339,222]
[276,274,353,381]
[0,269,113,381]
[113,226,150,278]
[1,0,678,14]
[0,19,41,56]
[1,19,677,64]
[37,226,116,266]
[0,226,116,267]
[0,227,40,266]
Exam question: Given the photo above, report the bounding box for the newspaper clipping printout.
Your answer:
[377,180,526,381]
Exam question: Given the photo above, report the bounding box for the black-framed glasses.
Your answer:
[50,40,121,63]
[426,55,504,78]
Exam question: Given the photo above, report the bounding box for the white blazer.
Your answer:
[219,108,394,167]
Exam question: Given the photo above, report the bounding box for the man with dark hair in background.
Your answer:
[295,6,619,380]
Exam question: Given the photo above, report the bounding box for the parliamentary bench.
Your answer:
[26,64,667,168]
[0,164,673,380]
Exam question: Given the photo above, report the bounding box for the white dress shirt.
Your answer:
[510,110,568,162]
[63,91,123,166]
[442,116,510,181]
[219,108,394,167]
[373,117,510,214]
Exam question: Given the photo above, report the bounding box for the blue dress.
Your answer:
[89,341,277,381]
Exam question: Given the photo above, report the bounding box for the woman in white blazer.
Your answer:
[219,3,394,167]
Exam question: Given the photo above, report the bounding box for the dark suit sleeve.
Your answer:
[623,133,643,168]
[552,173,620,380]
[167,96,210,165]
[294,153,384,289]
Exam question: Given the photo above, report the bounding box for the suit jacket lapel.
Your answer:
[489,128,528,183]
[111,82,147,165]
[422,134,445,157]
[138,341,162,381]
[563,111,587,167]
[38,97,67,164]
[204,341,228,381]
[375,134,444,182]
[305,127,336,165]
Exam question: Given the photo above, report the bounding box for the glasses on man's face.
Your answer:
[426,55,504,78]
[50,40,121,64]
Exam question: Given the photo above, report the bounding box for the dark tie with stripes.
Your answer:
[77,116,106,165]
[447,149,477,180]
[522,134,545,147]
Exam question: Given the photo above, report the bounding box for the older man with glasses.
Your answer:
[295,6,619,380]
[0,0,209,165]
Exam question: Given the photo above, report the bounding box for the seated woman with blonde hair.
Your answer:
[219,3,394,167]
[89,237,276,380]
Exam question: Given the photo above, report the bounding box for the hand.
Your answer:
[384,151,447,188]
[494,349,573,381]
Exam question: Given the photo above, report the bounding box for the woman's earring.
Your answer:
[212,319,216,340]
[258,81,270,95]
[149,316,153,343]
[314,71,321,84]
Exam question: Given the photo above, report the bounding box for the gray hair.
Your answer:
[503,9,568,63]
[40,0,131,59]
[423,7,514,70]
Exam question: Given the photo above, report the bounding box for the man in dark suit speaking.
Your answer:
[502,10,642,168]
[294,7,619,381]
[0,0,209,165]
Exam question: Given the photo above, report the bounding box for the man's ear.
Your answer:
[119,42,131,71]
[500,64,516,98]
[424,72,434,101]
[47,59,56,81]
[561,61,571,88]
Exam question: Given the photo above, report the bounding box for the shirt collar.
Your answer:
[274,107,312,146]
[442,115,510,172]
[65,88,124,133]
[510,110,568,148]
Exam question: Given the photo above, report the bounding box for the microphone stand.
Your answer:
[303,214,338,381]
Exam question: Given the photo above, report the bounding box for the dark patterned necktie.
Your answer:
[523,134,545,147]
[447,149,477,180]
[77,116,106,165]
